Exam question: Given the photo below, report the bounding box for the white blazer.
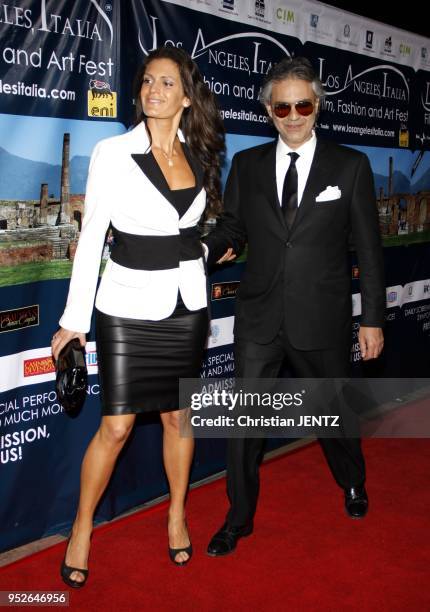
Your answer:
[59,122,207,333]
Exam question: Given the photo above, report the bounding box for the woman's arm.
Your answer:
[52,141,112,356]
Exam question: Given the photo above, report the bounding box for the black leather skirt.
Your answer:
[95,295,208,415]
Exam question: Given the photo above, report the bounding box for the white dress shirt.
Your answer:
[275,131,317,206]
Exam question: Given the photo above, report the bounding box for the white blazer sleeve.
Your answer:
[59,141,112,333]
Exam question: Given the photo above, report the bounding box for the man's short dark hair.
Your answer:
[259,56,325,105]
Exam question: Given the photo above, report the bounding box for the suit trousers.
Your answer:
[226,323,365,527]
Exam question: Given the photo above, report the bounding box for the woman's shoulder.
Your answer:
[93,129,133,154]
[92,123,149,157]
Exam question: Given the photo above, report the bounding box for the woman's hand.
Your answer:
[51,328,86,363]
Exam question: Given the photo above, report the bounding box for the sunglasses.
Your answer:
[273,100,315,118]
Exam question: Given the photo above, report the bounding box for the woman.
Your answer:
[51,46,225,586]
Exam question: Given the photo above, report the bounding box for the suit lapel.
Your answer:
[131,152,174,207]
[131,142,204,216]
[289,139,331,234]
[259,141,285,228]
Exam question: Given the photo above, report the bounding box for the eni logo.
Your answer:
[88,80,117,118]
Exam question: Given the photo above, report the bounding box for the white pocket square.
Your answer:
[315,186,342,202]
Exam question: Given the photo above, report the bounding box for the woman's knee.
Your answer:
[99,417,134,445]
[162,409,190,434]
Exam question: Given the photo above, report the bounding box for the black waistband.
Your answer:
[110,226,203,271]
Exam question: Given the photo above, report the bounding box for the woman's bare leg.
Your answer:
[65,413,136,581]
[160,409,194,563]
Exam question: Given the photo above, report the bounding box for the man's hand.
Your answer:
[358,326,384,361]
[216,247,237,264]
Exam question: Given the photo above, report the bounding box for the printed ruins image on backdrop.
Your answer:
[377,154,430,246]
[0,133,111,286]
[0,134,81,265]
[0,135,429,286]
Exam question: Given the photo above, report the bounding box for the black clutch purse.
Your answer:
[55,338,88,416]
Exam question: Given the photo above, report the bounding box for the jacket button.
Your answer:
[285,241,292,248]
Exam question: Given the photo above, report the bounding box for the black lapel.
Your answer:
[258,140,285,227]
[131,142,204,213]
[131,152,174,207]
[289,139,331,234]
[182,143,204,193]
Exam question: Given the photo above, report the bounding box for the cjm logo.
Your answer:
[399,44,411,56]
[276,8,294,24]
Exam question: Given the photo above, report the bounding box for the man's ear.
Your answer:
[265,104,273,120]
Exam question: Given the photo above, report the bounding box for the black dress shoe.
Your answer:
[207,522,253,557]
[344,486,368,519]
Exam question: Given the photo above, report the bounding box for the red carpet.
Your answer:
[1,440,429,611]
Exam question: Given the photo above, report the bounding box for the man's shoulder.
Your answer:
[233,140,276,163]
[317,139,367,163]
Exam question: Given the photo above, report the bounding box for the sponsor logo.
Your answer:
[276,7,295,25]
[424,284,430,294]
[254,0,265,18]
[351,293,362,317]
[384,36,392,53]
[86,350,98,366]
[23,356,55,377]
[343,24,351,38]
[399,124,409,148]
[422,47,428,60]
[399,43,411,56]
[408,285,414,296]
[210,324,220,342]
[387,291,398,303]
[365,30,374,49]
[222,0,235,9]
[0,305,39,333]
[310,14,319,28]
[88,80,117,118]
[351,266,360,279]
[207,316,234,349]
[211,281,240,300]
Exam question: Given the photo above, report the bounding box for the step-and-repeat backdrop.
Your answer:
[0,0,429,551]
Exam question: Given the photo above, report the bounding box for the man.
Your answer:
[204,57,385,556]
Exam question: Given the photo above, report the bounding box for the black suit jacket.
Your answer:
[204,138,385,350]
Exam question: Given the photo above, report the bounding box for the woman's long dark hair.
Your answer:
[133,46,225,218]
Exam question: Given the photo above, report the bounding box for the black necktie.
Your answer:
[282,152,299,229]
